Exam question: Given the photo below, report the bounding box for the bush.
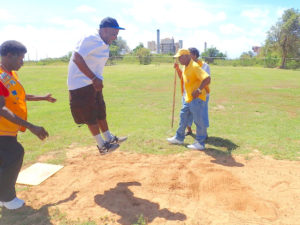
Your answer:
[136,48,152,65]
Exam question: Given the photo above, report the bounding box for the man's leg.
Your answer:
[190,98,207,147]
[97,119,108,133]
[69,85,117,153]
[204,94,210,128]
[175,101,191,142]
[186,113,193,135]
[0,136,24,202]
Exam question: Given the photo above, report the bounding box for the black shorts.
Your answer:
[69,85,106,125]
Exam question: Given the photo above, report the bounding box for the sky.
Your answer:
[0,0,299,59]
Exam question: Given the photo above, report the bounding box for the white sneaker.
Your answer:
[0,201,3,207]
[187,142,205,150]
[167,136,184,145]
[2,197,25,210]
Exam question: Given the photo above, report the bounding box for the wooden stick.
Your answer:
[171,64,177,128]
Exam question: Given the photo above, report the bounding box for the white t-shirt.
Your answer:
[202,63,210,75]
[67,33,109,90]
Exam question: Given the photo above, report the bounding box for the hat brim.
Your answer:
[101,25,125,30]
[111,26,125,30]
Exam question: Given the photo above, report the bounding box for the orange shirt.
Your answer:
[0,68,27,136]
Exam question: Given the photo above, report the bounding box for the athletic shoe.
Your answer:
[97,142,119,155]
[187,142,205,150]
[1,197,24,210]
[167,136,184,145]
[109,135,128,144]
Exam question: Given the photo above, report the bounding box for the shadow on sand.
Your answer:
[205,136,244,167]
[94,181,186,225]
[0,191,78,225]
[188,135,244,167]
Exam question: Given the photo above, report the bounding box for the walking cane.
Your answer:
[171,59,178,128]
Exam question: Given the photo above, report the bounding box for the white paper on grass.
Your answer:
[17,163,63,186]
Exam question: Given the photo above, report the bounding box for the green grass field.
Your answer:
[16,63,300,165]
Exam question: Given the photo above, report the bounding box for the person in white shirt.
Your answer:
[186,48,211,136]
[68,17,126,155]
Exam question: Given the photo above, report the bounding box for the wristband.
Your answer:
[91,75,97,81]
[197,88,202,94]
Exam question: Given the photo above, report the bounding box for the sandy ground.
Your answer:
[16,147,300,225]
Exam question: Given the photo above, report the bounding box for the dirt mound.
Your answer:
[15,148,300,224]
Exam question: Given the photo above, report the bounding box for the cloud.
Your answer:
[75,5,97,13]
[0,8,16,21]
[219,24,244,35]
[0,24,96,60]
[48,17,91,28]
[241,8,270,23]
[276,7,286,17]
[123,0,227,29]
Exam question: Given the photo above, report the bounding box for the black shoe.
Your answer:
[185,131,193,136]
[97,142,119,155]
[109,135,128,144]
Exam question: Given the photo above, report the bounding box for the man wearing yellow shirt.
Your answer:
[167,49,211,150]
[174,47,211,136]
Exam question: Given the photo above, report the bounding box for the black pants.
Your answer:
[0,136,24,202]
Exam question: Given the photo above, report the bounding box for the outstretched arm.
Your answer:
[0,96,49,140]
[26,93,56,103]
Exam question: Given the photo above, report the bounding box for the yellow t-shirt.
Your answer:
[183,60,209,103]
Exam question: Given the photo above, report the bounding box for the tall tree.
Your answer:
[110,36,130,56]
[265,8,300,68]
[201,47,226,63]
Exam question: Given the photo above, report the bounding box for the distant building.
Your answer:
[147,41,156,52]
[146,30,183,54]
[178,40,183,48]
[161,38,175,54]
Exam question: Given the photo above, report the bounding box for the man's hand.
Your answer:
[92,77,103,91]
[173,63,179,69]
[28,125,49,140]
[192,89,201,99]
[44,93,56,103]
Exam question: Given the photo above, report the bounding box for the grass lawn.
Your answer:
[15,63,300,164]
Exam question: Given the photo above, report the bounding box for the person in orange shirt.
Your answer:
[0,40,56,210]
[174,47,211,136]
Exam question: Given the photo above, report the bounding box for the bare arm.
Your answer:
[192,76,211,99]
[173,63,183,79]
[73,52,103,91]
[26,93,56,103]
[0,96,49,140]
[199,76,211,90]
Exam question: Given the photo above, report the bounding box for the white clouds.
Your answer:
[123,0,227,29]
[0,22,96,60]
[276,8,286,17]
[48,17,91,29]
[219,24,244,35]
[0,9,15,21]
[241,8,270,23]
[75,5,97,13]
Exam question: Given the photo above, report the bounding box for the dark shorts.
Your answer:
[69,85,106,125]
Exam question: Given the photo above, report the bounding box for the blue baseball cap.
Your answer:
[99,17,125,30]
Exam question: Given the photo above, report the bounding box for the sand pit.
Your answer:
[13,147,300,224]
